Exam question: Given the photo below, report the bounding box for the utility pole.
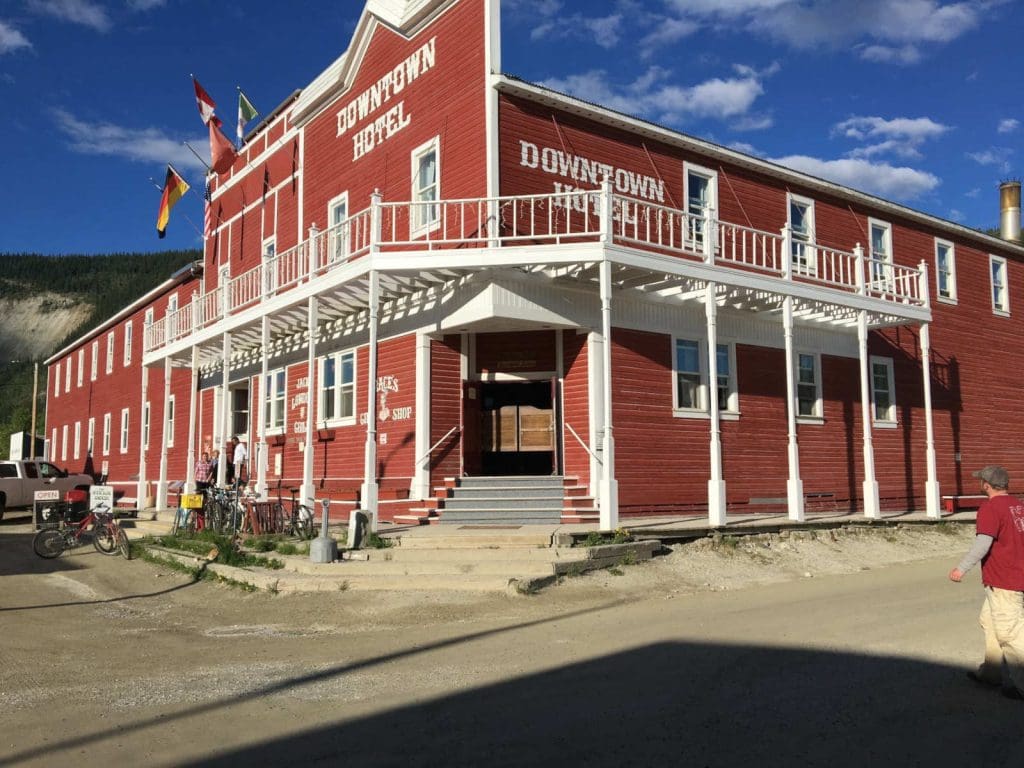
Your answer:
[29,362,38,459]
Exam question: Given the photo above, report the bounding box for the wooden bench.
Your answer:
[942,495,986,514]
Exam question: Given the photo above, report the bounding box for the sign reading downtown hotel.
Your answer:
[337,37,437,161]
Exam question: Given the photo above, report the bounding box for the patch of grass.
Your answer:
[202,571,259,592]
[338,580,350,592]
[364,532,393,549]
[618,550,637,566]
[151,532,283,569]
[139,549,203,581]
[607,566,624,576]
[565,562,584,578]
[577,527,633,548]
[275,542,299,556]
[934,521,964,536]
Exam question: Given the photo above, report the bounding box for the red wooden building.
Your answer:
[45,0,1024,529]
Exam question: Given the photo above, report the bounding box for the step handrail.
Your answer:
[564,422,602,466]
[417,425,460,467]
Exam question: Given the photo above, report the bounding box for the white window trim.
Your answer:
[143,401,151,449]
[166,395,175,448]
[410,136,441,238]
[787,192,817,277]
[327,191,351,263]
[91,340,98,381]
[64,357,71,393]
[318,350,358,427]
[264,368,287,435]
[795,351,824,424]
[124,321,133,367]
[87,417,95,456]
[54,362,60,397]
[73,421,81,460]
[103,413,111,456]
[51,428,57,458]
[934,238,957,305]
[671,336,740,420]
[77,349,84,387]
[868,218,894,290]
[683,161,719,249]
[990,254,1010,316]
[61,425,68,462]
[870,355,898,428]
[106,332,115,374]
[120,408,130,454]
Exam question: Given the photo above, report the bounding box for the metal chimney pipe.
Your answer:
[1000,180,1021,241]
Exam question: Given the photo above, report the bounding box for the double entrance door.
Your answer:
[465,380,558,476]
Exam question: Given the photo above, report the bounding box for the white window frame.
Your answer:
[120,408,130,454]
[787,193,816,277]
[166,395,175,448]
[123,321,133,367]
[77,349,84,387]
[51,427,57,458]
[143,401,151,449]
[795,352,823,423]
[87,417,95,455]
[991,254,1010,315]
[103,413,111,456]
[318,350,357,426]
[60,425,68,462]
[934,238,957,304]
[263,368,287,434]
[73,421,81,460]
[53,362,60,397]
[328,191,350,263]
[106,332,115,374]
[262,237,277,294]
[671,337,739,419]
[410,136,440,236]
[683,162,719,251]
[868,218,894,291]
[64,357,71,393]
[870,355,897,427]
[90,340,98,381]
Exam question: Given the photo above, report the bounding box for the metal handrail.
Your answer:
[565,422,601,466]
[417,425,460,467]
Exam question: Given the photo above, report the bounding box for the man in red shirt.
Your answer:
[949,465,1024,700]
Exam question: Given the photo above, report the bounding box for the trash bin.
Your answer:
[65,489,89,521]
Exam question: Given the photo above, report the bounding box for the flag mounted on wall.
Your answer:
[237,89,258,143]
[156,165,190,238]
[193,77,222,128]
[209,120,237,175]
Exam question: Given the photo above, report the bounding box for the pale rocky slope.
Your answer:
[0,294,93,361]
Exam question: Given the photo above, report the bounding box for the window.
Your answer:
[73,422,81,460]
[991,255,1009,315]
[411,137,439,234]
[788,194,816,276]
[166,396,175,448]
[91,340,98,381]
[870,356,897,425]
[103,413,111,455]
[87,417,95,455]
[319,350,356,424]
[673,338,738,415]
[263,369,286,432]
[61,425,68,462]
[166,295,178,341]
[65,357,72,393]
[232,387,250,436]
[935,239,956,303]
[328,192,350,262]
[684,163,718,250]
[77,349,84,387]
[796,353,822,420]
[53,362,60,397]
[868,219,893,289]
[120,408,130,453]
[106,332,115,374]
[50,428,57,458]
[123,321,133,366]
[143,401,151,449]
[262,238,277,294]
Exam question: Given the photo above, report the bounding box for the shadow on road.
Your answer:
[0,531,90,577]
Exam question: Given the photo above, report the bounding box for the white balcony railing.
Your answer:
[143,189,927,355]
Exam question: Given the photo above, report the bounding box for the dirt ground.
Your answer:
[4,513,1021,767]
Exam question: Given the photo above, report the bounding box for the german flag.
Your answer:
[156,164,190,238]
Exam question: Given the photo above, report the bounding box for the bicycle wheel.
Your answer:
[92,524,119,555]
[116,528,131,560]
[33,529,66,559]
[296,508,316,540]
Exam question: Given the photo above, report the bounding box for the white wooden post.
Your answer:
[185,346,199,494]
[156,356,171,509]
[780,227,804,521]
[702,204,715,263]
[362,269,380,531]
[598,256,618,530]
[307,224,319,281]
[918,261,941,518]
[858,310,881,518]
[706,283,727,526]
[255,316,270,498]
[300,297,318,507]
[217,332,231,487]
[137,353,149,508]
[413,332,432,500]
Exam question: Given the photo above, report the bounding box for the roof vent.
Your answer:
[1000,180,1021,242]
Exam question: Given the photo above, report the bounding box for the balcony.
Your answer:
[143,187,929,359]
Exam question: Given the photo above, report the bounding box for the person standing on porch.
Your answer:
[194,452,212,491]
[949,465,1024,700]
[233,436,248,489]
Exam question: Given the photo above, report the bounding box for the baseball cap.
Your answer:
[973,465,1009,489]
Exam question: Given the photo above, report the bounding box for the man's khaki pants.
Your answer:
[978,586,1024,692]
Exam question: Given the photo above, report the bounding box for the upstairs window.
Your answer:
[77,349,84,387]
[991,254,1009,315]
[262,238,277,294]
[64,357,71,393]
[935,239,957,303]
[106,332,115,374]
[868,219,893,289]
[53,362,60,397]
[411,137,439,234]
[684,163,718,251]
[788,194,816,276]
[90,340,98,381]
[124,321,133,367]
[328,192,350,263]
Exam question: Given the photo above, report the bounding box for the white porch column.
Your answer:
[255,316,270,498]
[597,177,618,530]
[137,356,149,507]
[156,356,171,509]
[918,261,941,518]
[362,269,381,531]
[857,310,881,519]
[217,332,231,487]
[413,331,432,500]
[300,297,318,507]
[185,346,199,494]
[705,283,727,526]
[780,224,805,521]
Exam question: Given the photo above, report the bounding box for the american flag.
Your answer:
[203,181,213,238]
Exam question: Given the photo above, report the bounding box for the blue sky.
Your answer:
[0,0,1020,256]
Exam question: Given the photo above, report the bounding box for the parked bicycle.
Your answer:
[276,482,317,540]
[33,502,131,560]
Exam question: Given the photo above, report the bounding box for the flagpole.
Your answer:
[149,177,203,239]
[183,141,212,172]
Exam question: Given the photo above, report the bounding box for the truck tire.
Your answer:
[0,494,6,523]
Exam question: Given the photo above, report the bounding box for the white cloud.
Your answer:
[997,118,1020,134]
[965,187,981,198]
[530,13,624,49]
[727,140,762,156]
[967,147,1012,173]
[832,115,949,160]
[769,154,940,200]
[948,208,965,222]
[0,21,32,54]
[859,44,922,64]
[126,0,167,10]
[639,17,699,54]
[53,108,209,173]
[27,0,111,32]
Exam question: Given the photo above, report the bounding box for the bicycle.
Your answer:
[33,502,131,560]
[277,483,317,540]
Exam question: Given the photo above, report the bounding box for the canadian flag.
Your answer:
[193,78,222,128]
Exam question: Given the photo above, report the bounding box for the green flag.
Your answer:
[237,89,258,143]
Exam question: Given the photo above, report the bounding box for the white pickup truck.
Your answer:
[0,460,93,521]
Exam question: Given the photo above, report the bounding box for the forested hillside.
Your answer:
[0,250,200,459]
